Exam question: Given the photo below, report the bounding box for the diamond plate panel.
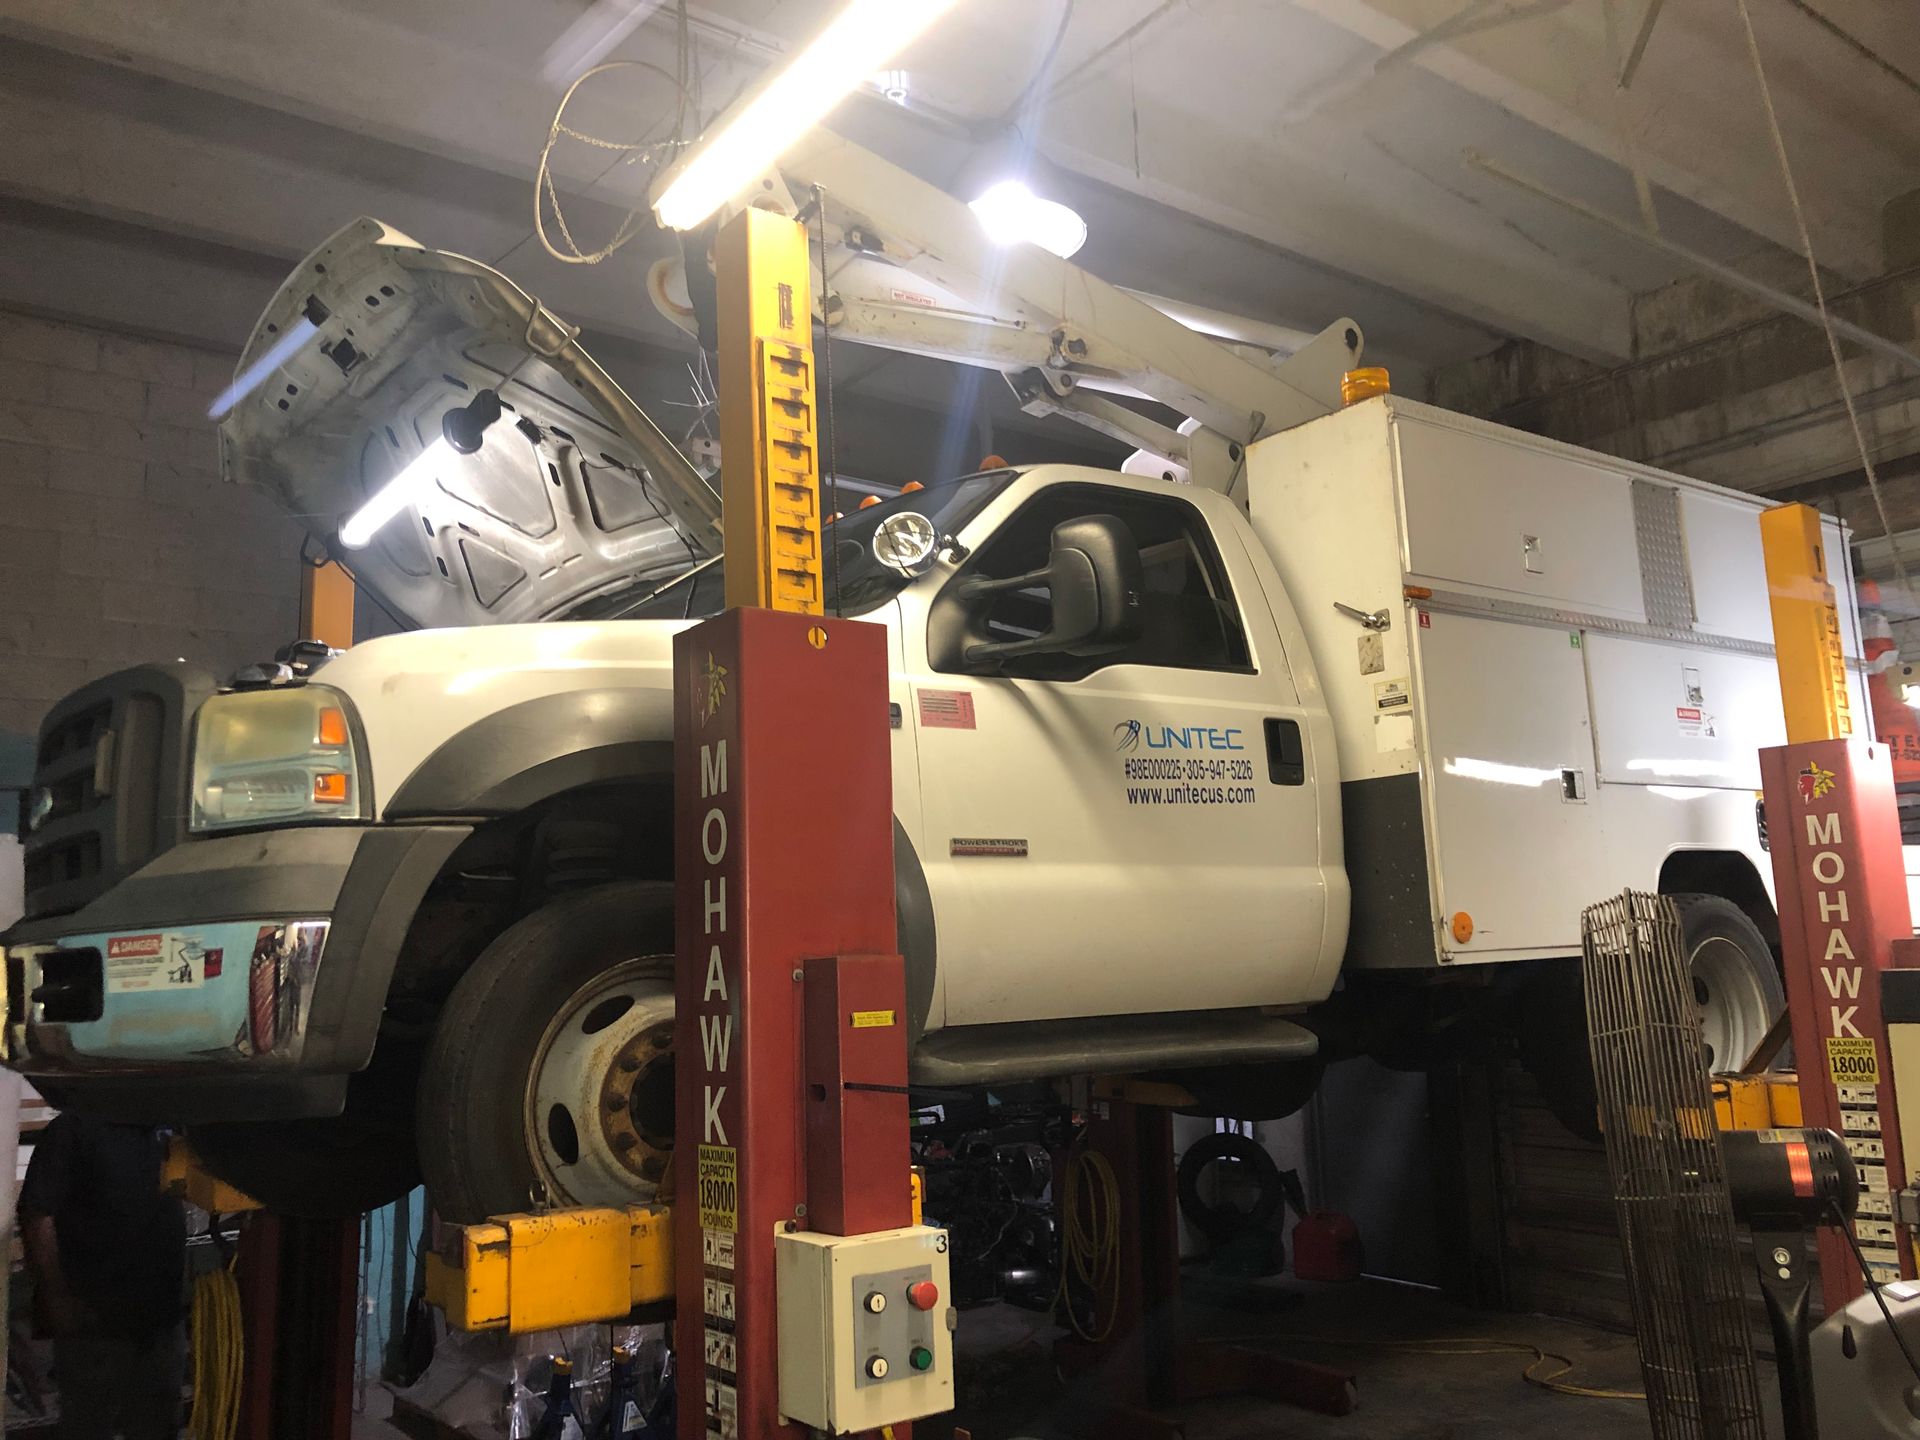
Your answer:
[1632,479,1695,629]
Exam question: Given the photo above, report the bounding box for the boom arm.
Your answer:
[653,129,1363,497]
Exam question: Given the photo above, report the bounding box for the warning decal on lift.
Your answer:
[850,1010,896,1029]
[697,1144,738,1231]
[1827,1036,1880,1085]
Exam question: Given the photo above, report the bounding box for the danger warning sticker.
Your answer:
[697,1144,737,1232]
[104,932,214,994]
[1675,705,1718,739]
[1826,1036,1880,1086]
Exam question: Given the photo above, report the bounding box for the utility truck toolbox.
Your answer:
[1247,396,1865,970]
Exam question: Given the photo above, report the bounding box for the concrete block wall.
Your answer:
[0,308,303,739]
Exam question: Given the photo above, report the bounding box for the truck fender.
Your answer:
[304,824,473,1072]
[383,691,675,818]
[895,821,937,1039]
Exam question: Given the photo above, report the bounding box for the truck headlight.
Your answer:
[190,687,369,832]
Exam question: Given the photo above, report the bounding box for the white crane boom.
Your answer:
[651,128,1364,496]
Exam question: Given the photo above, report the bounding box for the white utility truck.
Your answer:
[1,137,1862,1222]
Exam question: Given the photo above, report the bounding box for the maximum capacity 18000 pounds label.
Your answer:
[1826,1036,1880,1085]
[697,1143,737,1231]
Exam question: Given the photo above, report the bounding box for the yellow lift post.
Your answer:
[1712,503,1848,1133]
[425,203,826,1334]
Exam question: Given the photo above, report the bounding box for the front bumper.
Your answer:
[1,822,470,1119]
[5,916,333,1070]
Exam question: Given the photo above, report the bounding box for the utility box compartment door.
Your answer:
[1396,416,1644,619]
[1585,636,1785,791]
[1415,611,1602,957]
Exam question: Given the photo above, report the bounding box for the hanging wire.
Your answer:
[1733,0,1912,596]
[534,58,690,266]
[533,2,696,268]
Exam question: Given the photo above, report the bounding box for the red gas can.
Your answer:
[1291,1210,1363,1282]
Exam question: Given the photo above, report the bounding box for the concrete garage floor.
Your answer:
[942,1274,1770,1440]
[353,1275,1780,1438]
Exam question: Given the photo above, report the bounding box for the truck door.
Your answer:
[903,479,1329,1028]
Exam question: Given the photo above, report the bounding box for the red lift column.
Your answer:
[1758,504,1914,1308]
[673,205,916,1440]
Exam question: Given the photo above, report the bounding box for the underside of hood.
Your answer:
[219,217,720,630]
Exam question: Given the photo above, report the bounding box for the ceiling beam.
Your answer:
[1288,0,1895,278]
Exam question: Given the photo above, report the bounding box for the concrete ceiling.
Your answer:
[0,0,1912,465]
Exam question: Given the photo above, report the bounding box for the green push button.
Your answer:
[909,1346,933,1372]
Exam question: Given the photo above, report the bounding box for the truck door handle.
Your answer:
[1333,602,1391,632]
[1265,719,1305,786]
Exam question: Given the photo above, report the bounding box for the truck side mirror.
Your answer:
[956,514,1143,667]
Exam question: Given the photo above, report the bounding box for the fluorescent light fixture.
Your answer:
[340,438,448,549]
[968,179,1088,259]
[653,0,961,231]
[208,317,318,420]
[1443,757,1561,788]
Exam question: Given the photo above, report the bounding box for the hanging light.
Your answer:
[956,133,1089,259]
[653,0,963,232]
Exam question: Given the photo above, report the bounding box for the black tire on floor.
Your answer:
[187,1037,422,1217]
[417,881,675,1225]
[1519,892,1781,1143]
[1175,1132,1285,1244]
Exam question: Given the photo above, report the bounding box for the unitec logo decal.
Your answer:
[1113,718,1246,752]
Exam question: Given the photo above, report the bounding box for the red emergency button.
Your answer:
[906,1280,940,1311]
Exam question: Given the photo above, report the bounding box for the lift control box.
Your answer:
[775,1224,955,1433]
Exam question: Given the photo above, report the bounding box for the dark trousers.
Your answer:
[54,1324,186,1440]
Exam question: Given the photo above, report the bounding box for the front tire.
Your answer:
[417,882,676,1224]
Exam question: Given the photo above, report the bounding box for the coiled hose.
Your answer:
[188,1257,243,1440]
[1056,1144,1121,1343]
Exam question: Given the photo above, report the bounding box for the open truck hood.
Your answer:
[219,218,720,629]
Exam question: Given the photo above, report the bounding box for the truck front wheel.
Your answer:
[418,882,677,1224]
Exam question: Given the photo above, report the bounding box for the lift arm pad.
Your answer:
[425,1205,673,1333]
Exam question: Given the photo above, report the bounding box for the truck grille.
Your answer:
[19,663,216,920]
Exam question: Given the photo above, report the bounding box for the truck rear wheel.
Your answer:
[417,882,676,1224]
[1521,892,1783,1140]
[1675,893,1784,1072]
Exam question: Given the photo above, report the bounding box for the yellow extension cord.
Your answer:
[1056,1146,1123,1344]
[188,1258,244,1440]
[1244,1331,1645,1402]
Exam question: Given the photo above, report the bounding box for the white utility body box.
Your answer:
[1246,396,1866,969]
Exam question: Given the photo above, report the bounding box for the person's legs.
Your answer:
[119,1322,188,1440]
[52,1335,129,1440]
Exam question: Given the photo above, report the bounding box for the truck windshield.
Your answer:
[579,469,1018,621]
